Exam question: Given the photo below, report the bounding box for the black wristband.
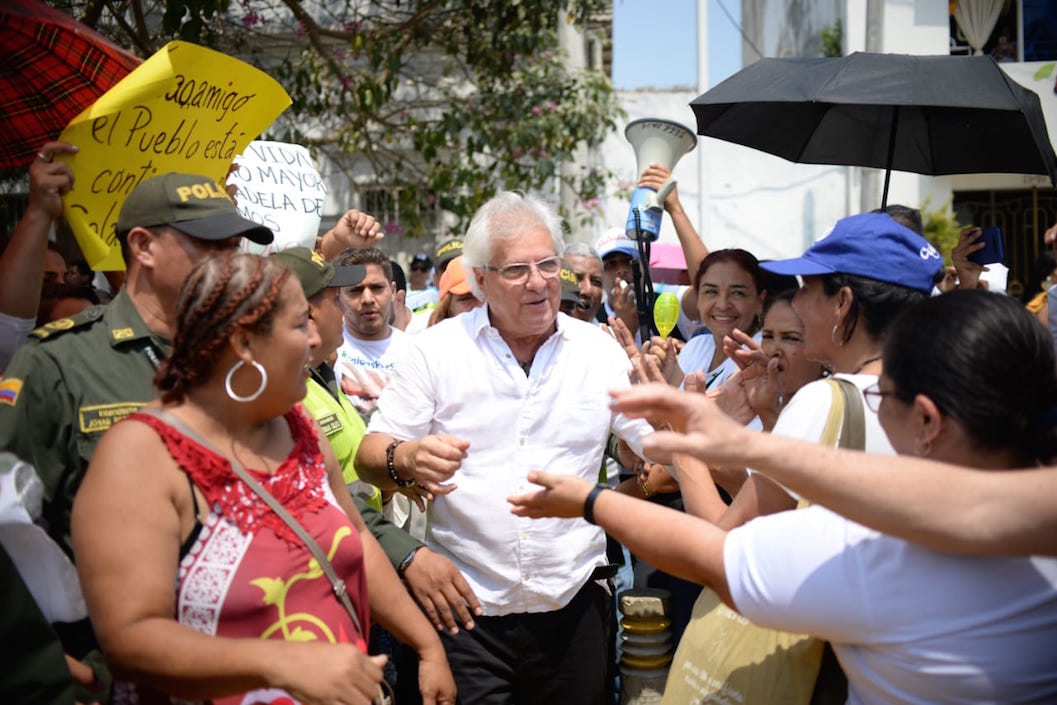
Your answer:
[583,484,608,525]
[386,440,415,488]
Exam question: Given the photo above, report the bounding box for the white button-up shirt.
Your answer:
[367,304,653,615]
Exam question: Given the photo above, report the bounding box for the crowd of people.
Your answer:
[1,138,1056,705]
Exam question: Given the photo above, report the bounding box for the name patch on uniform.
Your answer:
[78,402,144,433]
[317,413,342,435]
[0,378,23,406]
[111,327,135,341]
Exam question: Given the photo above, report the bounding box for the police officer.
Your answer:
[0,172,272,555]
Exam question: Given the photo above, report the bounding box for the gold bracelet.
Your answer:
[640,476,656,498]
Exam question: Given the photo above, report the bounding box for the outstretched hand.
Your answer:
[508,471,594,520]
[609,384,752,467]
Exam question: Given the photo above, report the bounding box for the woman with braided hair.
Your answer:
[72,252,455,705]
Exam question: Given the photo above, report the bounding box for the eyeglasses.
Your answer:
[484,255,562,283]
[410,264,430,272]
[863,383,897,413]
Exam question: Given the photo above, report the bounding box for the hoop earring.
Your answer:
[831,322,843,347]
[225,360,267,403]
[917,439,932,457]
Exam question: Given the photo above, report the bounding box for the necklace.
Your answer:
[852,355,882,374]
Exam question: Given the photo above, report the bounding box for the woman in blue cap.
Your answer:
[714,212,942,528]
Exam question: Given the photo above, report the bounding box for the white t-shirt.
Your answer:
[770,373,892,452]
[334,327,409,404]
[725,506,1057,704]
[367,306,653,615]
[726,373,1057,703]
[406,287,439,312]
[746,373,893,493]
[403,308,432,336]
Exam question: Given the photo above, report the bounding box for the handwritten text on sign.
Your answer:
[58,41,291,270]
[229,141,327,255]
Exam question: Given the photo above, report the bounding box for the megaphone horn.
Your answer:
[624,118,697,242]
[625,118,697,174]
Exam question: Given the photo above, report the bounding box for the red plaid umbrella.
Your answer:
[0,0,140,169]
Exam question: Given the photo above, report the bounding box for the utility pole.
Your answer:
[860,0,884,212]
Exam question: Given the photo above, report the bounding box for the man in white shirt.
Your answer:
[334,247,410,413]
[356,192,653,705]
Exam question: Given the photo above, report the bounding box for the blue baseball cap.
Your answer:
[761,213,942,293]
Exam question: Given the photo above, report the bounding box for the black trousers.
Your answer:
[438,580,611,705]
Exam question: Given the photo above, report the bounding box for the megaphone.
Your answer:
[624,118,697,242]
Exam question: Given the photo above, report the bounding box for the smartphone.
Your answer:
[968,227,1004,266]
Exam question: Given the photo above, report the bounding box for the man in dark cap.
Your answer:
[0,172,273,680]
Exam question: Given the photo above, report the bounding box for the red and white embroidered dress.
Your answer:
[112,406,369,705]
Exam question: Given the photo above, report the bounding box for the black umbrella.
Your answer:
[690,52,1057,208]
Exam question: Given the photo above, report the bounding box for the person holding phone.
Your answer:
[951,225,1004,291]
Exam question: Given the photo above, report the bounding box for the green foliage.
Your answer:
[821,18,842,58]
[920,196,962,265]
[73,0,621,236]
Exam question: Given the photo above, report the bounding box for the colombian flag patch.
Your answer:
[0,378,23,406]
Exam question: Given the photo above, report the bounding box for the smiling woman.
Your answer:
[673,248,766,390]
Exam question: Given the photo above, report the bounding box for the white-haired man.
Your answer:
[356,191,653,705]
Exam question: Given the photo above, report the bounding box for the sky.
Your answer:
[611,0,744,91]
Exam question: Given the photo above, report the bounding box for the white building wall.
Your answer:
[592,0,980,264]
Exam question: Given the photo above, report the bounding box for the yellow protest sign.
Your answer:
[58,41,291,270]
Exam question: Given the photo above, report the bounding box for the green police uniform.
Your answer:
[303,363,383,511]
[0,288,169,554]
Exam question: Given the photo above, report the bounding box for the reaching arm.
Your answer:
[609,383,1057,556]
[317,210,382,261]
[637,163,708,282]
[729,436,1057,557]
[0,142,77,319]
[508,472,733,607]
